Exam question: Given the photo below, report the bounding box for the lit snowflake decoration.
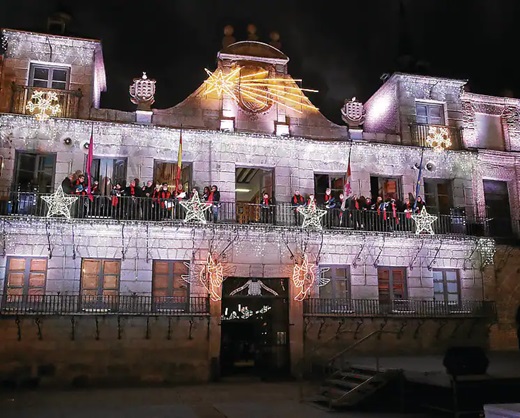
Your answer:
[25,90,61,121]
[477,238,496,268]
[40,185,78,219]
[426,126,452,152]
[297,203,326,230]
[412,207,437,235]
[179,193,212,223]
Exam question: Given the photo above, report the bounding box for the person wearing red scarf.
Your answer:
[260,192,272,224]
[291,190,305,226]
[124,179,142,220]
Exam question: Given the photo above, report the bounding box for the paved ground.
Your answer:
[0,380,434,418]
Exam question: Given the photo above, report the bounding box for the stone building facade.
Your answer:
[0,27,517,387]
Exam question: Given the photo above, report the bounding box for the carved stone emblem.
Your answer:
[129,72,156,110]
[341,97,365,127]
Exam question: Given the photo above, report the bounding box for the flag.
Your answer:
[86,124,94,202]
[341,150,352,211]
[413,148,424,210]
[175,129,183,194]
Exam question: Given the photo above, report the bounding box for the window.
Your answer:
[3,257,47,302]
[91,157,127,195]
[319,266,350,299]
[314,174,344,204]
[152,260,189,311]
[154,161,192,194]
[14,151,56,193]
[483,179,513,237]
[80,259,120,310]
[378,267,407,303]
[424,180,452,215]
[433,270,460,304]
[416,102,445,125]
[370,176,401,201]
[29,63,69,90]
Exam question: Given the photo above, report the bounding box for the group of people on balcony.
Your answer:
[61,171,222,221]
[292,188,426,231]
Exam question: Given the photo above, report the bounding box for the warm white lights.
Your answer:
[412,207,437,235]
[426,126,452,152]
[26,90,61,121]
[40,185,78,219]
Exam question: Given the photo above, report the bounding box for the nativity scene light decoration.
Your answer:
[291,253,330,301]
[203,65,318,114]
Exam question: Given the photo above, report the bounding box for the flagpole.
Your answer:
[413,146,425,211]
[175,125,183,194]
[86,123,94,202]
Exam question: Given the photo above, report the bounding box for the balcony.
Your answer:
[410,123,463,150]
[0,294,210,316]
[303,298,496,319]
[10,84,82,119]
[0,192,497,238]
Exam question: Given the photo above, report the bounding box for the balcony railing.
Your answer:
[0,294,210,316]
[0,192,499,238]
[10,84,82,119]
[410,123,463,150]
[303,298,496,319]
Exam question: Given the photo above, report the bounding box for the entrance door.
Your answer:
[220,277,289,379]
[483,180,512,237]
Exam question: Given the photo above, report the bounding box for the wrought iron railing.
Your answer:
[10,84,83,119]
[410,123,463,150]
[0,192,496,237]
[303,298,496,318]
[0,294,210,316]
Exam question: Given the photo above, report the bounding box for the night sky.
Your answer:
[1,0,519,125]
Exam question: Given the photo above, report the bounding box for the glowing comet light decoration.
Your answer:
[25,90,61,121]
[203,66,318,114]
[426,126,452,152]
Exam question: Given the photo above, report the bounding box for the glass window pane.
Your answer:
[32,80,48,88]
[52,69,68,82]
[34,68,49,80]
[434,281,443,293]
[445,270,458,281]
[429,105,442,118]
[447,293,459,303]
[433,270,443,282]
[416,104,427,116]
[51,81,66,90]
[447,282,458,293]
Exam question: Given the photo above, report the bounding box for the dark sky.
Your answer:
[2,0,519,125]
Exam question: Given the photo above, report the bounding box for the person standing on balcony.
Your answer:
[73,174,87,218]
[61,173,74,194]
[348,194,361,229]
[291,190,305,226]
[207,185,221,223]
[141,180,154,220]
[324,188,336,228]
[260,192,272,224]
[414,196,425,213]
[152,182,172,220]
[402,197,414,231]
[124,179,142,220]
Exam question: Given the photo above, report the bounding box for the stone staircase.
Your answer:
[308,363,401,410]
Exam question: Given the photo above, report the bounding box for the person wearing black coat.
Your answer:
[61,174,74,194]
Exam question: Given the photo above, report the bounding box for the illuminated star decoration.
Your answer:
[412,207,438,235]
[40,185,78,219]
[297,203,326,230]
[426,126,452,152]
[203,66,318,114]
[25,90,61,121]
[179,193,212,224]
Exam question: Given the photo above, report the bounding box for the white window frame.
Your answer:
[28,62,70,90]
[433,269,461,305]
[415,99,447,126]
[318,265,351,299]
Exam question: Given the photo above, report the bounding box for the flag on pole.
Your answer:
[341,148,352,211]
[413,148,424,210]
[86,124,94,202]
[175,129,183,194]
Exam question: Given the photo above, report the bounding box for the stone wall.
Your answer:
[0,316,210,388]
[487,245,520,351]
